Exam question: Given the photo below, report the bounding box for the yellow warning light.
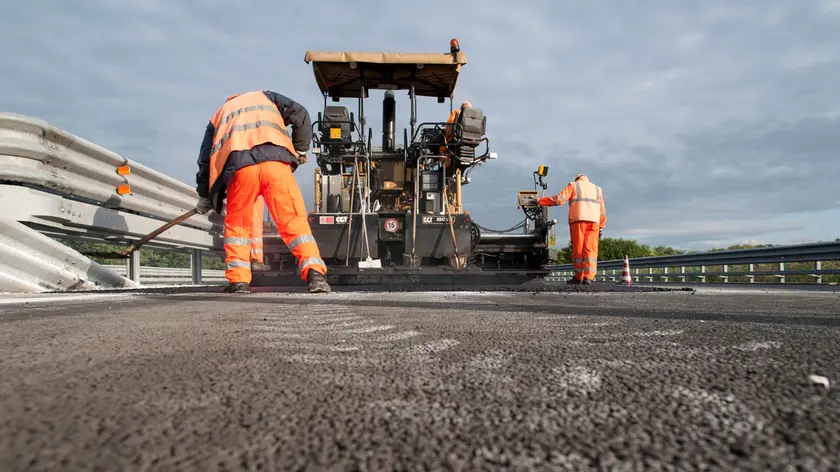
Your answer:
[536,165,549,177]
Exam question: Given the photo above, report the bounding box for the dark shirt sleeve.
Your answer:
[195,121,215,198]
[262,90,312,154]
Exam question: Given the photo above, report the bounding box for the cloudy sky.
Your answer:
[1,0,839,250]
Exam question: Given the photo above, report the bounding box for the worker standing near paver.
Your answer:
[538,174,606,285]
[194,90,330,294]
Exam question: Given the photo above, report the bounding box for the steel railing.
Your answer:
[103,265,226,286]
[0,112,224,293]
[545,241,840,284]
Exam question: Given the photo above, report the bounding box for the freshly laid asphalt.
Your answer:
[1,284,839,471]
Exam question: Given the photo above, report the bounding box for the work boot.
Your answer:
[307,271,331,293]
[567,277,582,285]
[582,278,592,285]
[224,282,250,293]
[251,260,271,272]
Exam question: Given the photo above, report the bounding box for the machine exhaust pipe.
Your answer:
[382,89,396,152]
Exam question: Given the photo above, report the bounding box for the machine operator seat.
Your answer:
[317,105,355,175]
[453,106,486,161]
[320,105,353,148]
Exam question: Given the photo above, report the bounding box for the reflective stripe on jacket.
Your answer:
[207,91,297,192]
[546,176,606,227]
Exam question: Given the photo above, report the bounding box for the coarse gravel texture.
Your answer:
[0,287,839,471]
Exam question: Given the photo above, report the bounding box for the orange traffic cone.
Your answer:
[619,255,632,285]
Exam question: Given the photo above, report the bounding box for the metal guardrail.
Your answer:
[103,265,226,286]
[0,112,224,293]
[545,241,840,284]
[0,113,221,230]
[0,217,139,293]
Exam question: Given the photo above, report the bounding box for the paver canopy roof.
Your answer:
[304,50,468,98]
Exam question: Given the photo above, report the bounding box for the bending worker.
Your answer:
[538,174,606,285]
[194,90,330,294]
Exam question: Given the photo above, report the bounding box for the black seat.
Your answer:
[453,107,486,161]
[321,106,352,143]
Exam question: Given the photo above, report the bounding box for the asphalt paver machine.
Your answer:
[252,40,558,287]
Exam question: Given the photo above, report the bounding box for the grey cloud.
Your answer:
[457,112,840,248]
[1,0,839,250]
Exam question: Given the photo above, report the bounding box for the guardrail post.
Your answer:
[747,264,755,283]
[680,266,686,282]
[127,252,141,283]
[778,262,785,284]
[663,266,669,282]
[699,265,706,283]
[722,264,729,283]
[191,249,203,285]
[814,261,822,284]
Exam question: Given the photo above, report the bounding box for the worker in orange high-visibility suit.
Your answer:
[249,195,271,272]
[439,101,472,165]
[538,174,606,285]
[194,90,330,294]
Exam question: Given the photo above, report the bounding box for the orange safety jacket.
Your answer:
[444,109,460,141]
[540,176,606,228]
[207,91,298,193]
[439,108,463,166]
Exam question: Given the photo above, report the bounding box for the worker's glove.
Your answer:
[195,197,213,215]
[295,150,308,166]
[538,196,555,206]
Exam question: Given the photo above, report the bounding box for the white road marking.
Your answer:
[248,332,309,340]
[467,350,511,370]
[550,366,603,394]
[633,329,685,337]
[731,341,781,351]
[373,330,422,342]
[280,353,388,367]
[340,325,393,334]
[263,341,361,352]
[404,339,460,355]
[317,320,377,330]
[253,316,364,327]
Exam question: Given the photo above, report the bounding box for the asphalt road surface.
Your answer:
[1,285,839,471]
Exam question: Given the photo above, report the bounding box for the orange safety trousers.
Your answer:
[570,221,600,280]
[250,196,265,263]
[224,161,327,283]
